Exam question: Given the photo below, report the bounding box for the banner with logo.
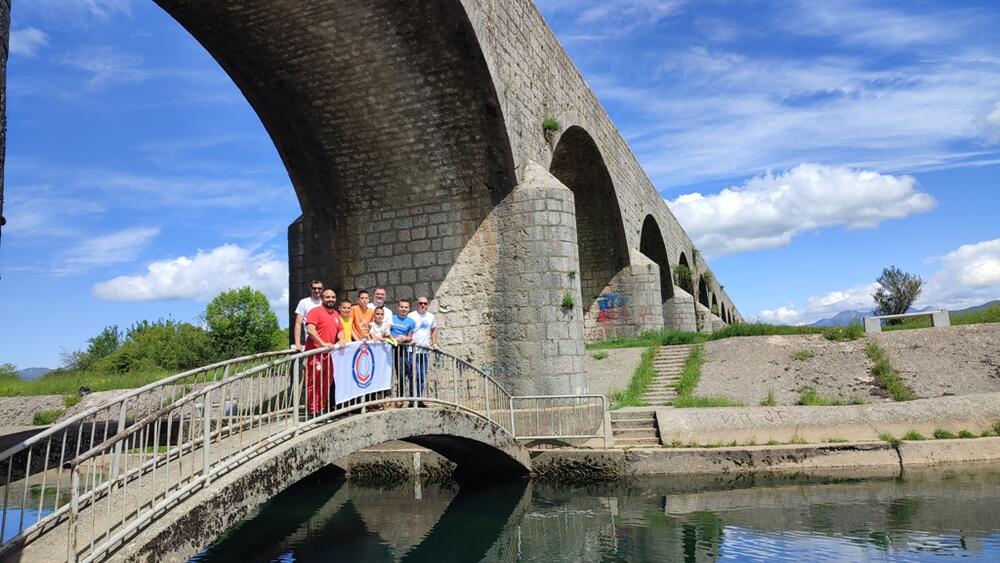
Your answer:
[331,341,393,404]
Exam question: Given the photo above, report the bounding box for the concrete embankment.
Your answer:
[532,437,1000,477]
[651,392,1000,445]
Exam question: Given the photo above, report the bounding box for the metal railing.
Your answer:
[60,343,524,562]
[0,343,609,562]
[510,395,609,448]
[0,350,291,555]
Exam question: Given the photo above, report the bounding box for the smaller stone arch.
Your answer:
[711,293,719,317]
[639,215,674,303]
[698,275,710,308]
[676,252,694,295]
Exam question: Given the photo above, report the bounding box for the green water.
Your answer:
[193,464,1000,562]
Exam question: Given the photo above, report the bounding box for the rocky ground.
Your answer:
[585,347,644,399]
[697,324,1000,406]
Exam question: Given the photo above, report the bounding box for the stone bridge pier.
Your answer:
[0,0,744,396]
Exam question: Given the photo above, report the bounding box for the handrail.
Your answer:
[0,349,292,555]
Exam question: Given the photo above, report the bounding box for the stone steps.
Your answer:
[641,345,692,406]
[609,411,660,446]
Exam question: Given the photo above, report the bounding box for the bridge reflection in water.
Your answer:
[195,463,1000,562]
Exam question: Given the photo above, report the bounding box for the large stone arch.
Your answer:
[153,0,518,369]
[103,408,530,562]
[549,126,629,309]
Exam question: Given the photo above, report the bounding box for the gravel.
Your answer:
[697,324,1000,406]
[586,347,644,398]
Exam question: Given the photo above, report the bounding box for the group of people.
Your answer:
[292,281,440,413]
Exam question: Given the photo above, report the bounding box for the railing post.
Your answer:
[292,356,301,435]
[484,378,491,422]
[509,397,516,438]
[110,399,128,480]
[202,390,212,485]
[66,466,80,563]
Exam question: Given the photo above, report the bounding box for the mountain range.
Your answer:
[809,300,998,327]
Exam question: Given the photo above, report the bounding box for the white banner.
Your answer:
[332,341,394,404]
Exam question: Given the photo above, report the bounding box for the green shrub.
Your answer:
[958,430,976,439]
[610,346,657,409]
[798,387,844,406]
[791,350,814,361]
[879,432,902,448]
[32,409,63,426]
[592,352,608,360]
[63,395,81,408]
[822,322,864,341]
[99,319,215,374]
[902,430,927,441]
[542,117,561,133]
[933,429,956,439]
[994,420,1000,436]
[673,264,693,293]
[766,439,782,446]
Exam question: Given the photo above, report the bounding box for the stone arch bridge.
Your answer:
[0,0,743,395]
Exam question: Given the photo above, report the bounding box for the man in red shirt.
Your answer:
[305,289,345,414]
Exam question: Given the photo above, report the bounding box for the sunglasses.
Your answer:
[417,302,429,306]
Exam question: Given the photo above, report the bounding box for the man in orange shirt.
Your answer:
[305,289,345,414]
[352,290,374,340]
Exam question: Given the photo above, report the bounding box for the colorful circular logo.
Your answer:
[352,343,374,388]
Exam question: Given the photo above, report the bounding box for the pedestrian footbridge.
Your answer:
[0,345,607,562]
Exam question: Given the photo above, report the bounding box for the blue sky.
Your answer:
[2,0,999,369]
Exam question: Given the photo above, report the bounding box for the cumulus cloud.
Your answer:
[56,227,159,275]
[985,101,1000,142]
[92,244,286,307]
[668,163,936,256]
[10,28,50,57]
[758,283,877,325]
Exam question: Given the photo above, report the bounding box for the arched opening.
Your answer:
[720,302,727,323]
[698,275,710,308]
[550,126,629,309]
[639,215,673,303]
[711,293,719,316]
[154,0,518,334]
[676,252,694,295]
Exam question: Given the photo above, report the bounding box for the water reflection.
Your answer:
[194,464,1000,562]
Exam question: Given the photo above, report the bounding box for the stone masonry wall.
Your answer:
[663,287,698,333]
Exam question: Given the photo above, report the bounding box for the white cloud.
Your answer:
[540,0,683,36]
[62,47,146,86]
[668,163,936,256]
[10,28,50,57]
[756,240,1000,323]
[56,226,159,275]
[783,1,967,49]
[27,0,131,20]
[92,244,287,307]
[985,101,1000,142]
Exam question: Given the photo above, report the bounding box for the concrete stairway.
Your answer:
[610,411,660,446]
[641,344,691,406]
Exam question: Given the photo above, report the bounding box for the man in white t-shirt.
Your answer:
[294,280,329,351]
[369,287,391,331]
[407,296,438,399]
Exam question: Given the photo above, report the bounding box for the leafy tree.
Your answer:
[673,264,693,293]
[873,266,923,317]
[86,325,121,361]
[203,287,281,359]
[0,363,17,378]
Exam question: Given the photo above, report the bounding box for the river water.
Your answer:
[193,463,1000,562]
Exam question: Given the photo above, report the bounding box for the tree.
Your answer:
[0,363,17,378]
[203,287,282,359]
[872,266,923,317]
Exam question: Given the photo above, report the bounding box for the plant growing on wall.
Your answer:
[561,291,575,309]
[542,117,561,143]
[567,270,576,281]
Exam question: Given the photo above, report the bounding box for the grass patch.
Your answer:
[0,368,171,398]
[865,342,916,401]
[789,433,807,445]
[822,323,864,342]
[884,304,1000,332]
[958,430,976,439]
[766,439,782,446]
[32,409,63,426]
[63,394,81,408]
[933,429,957,439]
[824,437,849,443]
[610,346,657,409]
[791,350,814,361]
[993,420,1000,436]
[591,351,608,360]
[761,388,777,406]
[879,432,901,448]
[670,345,744,408]
[902,430,927,441]
[798,387,845,406]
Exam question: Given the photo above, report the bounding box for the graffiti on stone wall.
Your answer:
[595,291,628,322]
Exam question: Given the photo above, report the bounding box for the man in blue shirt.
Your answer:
[389,299,416,400]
